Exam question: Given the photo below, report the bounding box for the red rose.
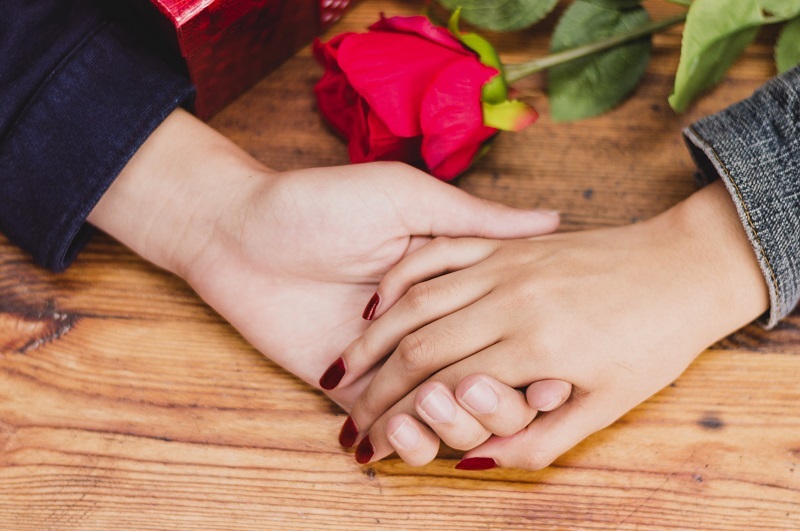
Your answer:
[313,15,536,180]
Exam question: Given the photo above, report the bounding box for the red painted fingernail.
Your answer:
[339,416,358,448]
[455,457,498,471]
[355,435,374,464]
[362,293,380,320]
[319,357,346,390]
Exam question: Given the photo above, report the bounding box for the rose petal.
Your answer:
[347,100,422,165]
[346,99,373,162]
[370,15,468,54]
[314,69,363,138]
[314,34,364,137]
[366,109,424,163]
[420,57,499,179]
[425,141,496,180]
[338,32,468,138]
[313,33,356,71]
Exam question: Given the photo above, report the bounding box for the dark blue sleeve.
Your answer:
[0,0,195,271]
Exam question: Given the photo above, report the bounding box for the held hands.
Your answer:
[332,181,769,469]
[87,109,560,409]
[87,109,769,471]
[185,162,560,408]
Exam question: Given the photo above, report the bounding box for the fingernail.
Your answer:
[540,209,560,217]
[319,357,346,390]
[455,457,498,471]
[362,293,380,320]
[538,396,562,411]
[460,379,498,414]
[339,415,358,448]
[389,418,420,450]
[419,387,456,423]
[531,390,564,411]
[355,435,374,464]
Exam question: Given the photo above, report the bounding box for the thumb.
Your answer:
[394,169,560,239]
[455,400,607,471]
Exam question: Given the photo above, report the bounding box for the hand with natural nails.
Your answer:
[88,109,561,410]
[326,181,769,470]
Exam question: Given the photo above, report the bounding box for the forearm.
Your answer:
[657,180,769,345]
[87,109,273,279]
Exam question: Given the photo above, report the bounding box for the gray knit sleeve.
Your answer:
[683,66,800,327]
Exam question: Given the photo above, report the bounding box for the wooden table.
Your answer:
[2,1,798,528]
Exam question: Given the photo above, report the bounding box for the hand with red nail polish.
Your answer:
[140,142,560,410]
[340,182,769,470]
[79,108,563,455]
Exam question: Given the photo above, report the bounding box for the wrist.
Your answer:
[88,109,274,279]
[653,180,769,339]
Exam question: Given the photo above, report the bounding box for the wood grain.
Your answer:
[1,0,798,528]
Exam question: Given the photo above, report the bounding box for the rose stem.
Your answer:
[504,13,687,83]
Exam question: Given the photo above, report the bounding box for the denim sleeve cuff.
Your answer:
[683,67,800,327]
[0,21,194,271]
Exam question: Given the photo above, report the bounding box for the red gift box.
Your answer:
[133,0,353,119]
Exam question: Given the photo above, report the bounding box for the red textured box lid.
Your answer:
[149,0,351,56]
[133,0,353,118]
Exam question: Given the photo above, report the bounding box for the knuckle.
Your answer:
[346,335,369,364]
[447,430,488,452]
[404,282,432,311]
[397,334,435,374]
[492,423,525,438]
[354,385,382,423]
[521,449,557,471]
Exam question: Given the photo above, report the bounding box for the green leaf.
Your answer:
[777,16,800,73]
[669,0,765,113]
[436,0,559,32]
[448,9,508,103]
[548,1,652,122]
[585,0,642,9]
[757,0,800,18]
[669,0,800,112]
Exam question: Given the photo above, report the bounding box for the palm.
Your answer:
[191,167,423,408]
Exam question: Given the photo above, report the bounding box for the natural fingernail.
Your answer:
[339,416,358,448]
[460,379,498,414]
[419,387,456,423]
[455,457,498,471]
[389,418,420,450]
[319,357,346,390]
[362,293,380,320]
[355,435,374,464]
[532,390,564,411]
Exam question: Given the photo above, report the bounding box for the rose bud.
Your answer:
[313,14,537,180]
